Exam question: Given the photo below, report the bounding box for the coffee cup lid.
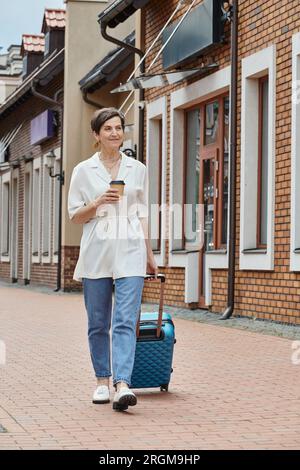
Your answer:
[110,180,125,185]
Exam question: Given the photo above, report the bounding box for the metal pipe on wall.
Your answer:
[221,0,238,320]
[100,24,145,162]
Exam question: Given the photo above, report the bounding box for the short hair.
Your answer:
[91,107,125,135]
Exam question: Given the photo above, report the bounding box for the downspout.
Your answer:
[220,0,238,320]
[31,80,64,293]
[100,24,145,162]
[82,90,105,109]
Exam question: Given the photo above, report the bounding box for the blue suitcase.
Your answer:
[131,274,176,391]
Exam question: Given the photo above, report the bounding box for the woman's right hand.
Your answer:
[93,188,120,209]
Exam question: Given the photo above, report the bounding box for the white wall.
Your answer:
[63,0,134,246]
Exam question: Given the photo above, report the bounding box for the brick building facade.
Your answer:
[130,0,300,324]
[2,0,300,325]
[0,34,64,289]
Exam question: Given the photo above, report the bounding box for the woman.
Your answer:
[68,107,158,411]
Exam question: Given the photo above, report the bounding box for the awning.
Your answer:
[0,123,23,163]
[0,48,64,119]
[79,32,135,93]
[111,65,218,92]
[98,0,151,28]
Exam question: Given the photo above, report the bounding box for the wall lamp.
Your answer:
[45,150,64,184]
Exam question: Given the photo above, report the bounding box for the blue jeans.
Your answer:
[82,276,144,387]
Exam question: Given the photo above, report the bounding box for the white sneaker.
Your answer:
[113,387,137,411]
[92,385,110,404]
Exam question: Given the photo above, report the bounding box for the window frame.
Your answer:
[183,92,229,252]
[290,33,300,271]
[0,171,11,261]
[32,158,42,263]
[240,45,276,271]
[52,149,61,264]
[41,158,52,264]
[170,65,230,304]
[23,163,32,281]
[11,169,19,280]
[156,118,163,253]
[146,97,167,267]
[148,117,162,253]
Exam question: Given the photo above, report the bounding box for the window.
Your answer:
[0,141,4,164]
[11,172,19,279]
[44,32,50,57]
[291,33,300,270]
[184,96,229,252]
[53,155,60,261]
[23,167,32,280]
[42,161,51,261]
[240,45,275,271]
[205,101,219,145]
[146,97,167,266]
[22,56,28,78]
[32,161,41,261]
[1,178,10,258]
[184,108,200,248]
[257,77,269,247]
[148,118,162,251]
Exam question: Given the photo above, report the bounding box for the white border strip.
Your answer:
[240,45,276,271]
[146,97,167,267]
[291,33,300,271]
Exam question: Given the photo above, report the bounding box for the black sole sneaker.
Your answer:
[113,391,137,411]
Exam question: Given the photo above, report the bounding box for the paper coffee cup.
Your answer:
[110,180,125,196]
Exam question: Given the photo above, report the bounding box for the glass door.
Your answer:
[199,151,218,307]
[203,158,216,252]
[184,94,229,308]
[198,96,225,307]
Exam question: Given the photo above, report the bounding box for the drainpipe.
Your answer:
[31,80,64,293]
[220,0,238,320]
[100,24,145,162]
[82,90,105,109]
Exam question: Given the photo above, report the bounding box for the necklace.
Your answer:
[99,152,121,173]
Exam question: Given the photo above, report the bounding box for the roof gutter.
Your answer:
[100,22,145,163]
[220,0,238,320]
[0,49,63,119]
[31,80,64,293]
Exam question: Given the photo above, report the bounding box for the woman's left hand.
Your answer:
[146,254,158,280]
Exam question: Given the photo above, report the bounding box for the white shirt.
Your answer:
[68,152,148,281]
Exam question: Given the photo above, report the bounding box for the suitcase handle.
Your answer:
[136,274,165,339]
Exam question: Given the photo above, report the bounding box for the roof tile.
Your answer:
[43,9,66,30]
[21,35,45,54]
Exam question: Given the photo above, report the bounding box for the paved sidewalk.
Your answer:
[0,285,300,450]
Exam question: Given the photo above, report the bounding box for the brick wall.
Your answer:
[61,246,81,291]
[142,0,300,324]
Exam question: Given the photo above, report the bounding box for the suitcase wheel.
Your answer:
[160,384,169,392]
[174,338,177,344]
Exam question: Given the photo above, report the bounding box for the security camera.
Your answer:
[138,101,146,110]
